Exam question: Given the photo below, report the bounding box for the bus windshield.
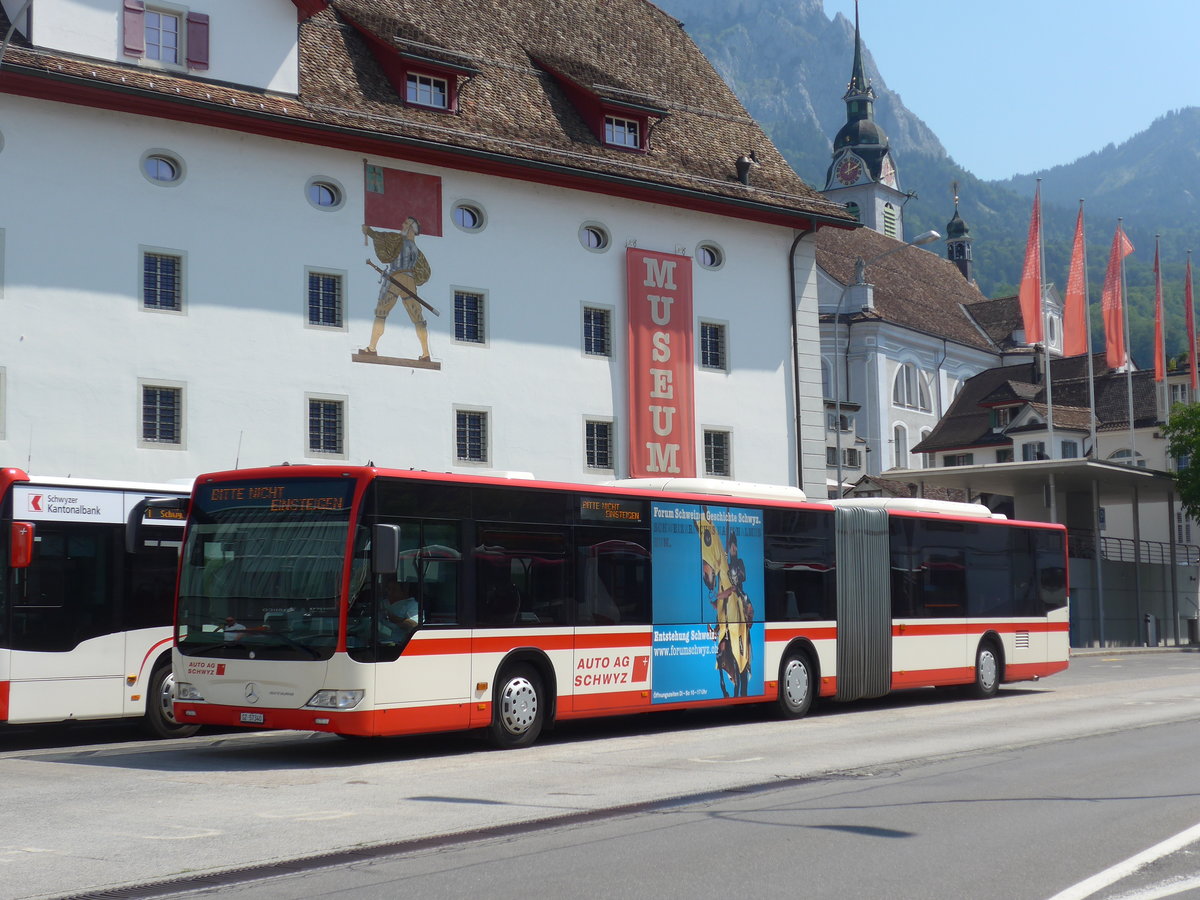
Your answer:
[176,477,357,661]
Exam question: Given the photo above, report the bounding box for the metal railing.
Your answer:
[1067,529,1200,566]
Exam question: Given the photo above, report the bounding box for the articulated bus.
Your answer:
[171,466,1069,747]
[1,468,197,738]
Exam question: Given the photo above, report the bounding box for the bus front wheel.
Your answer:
[776,651,815,719]
[489,664,544,749]
[970,642,1001,699]
[142,662,200,739]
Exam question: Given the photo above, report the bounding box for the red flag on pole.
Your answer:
[1101,223,1135,369]
[1063,204,1088,356]
[1153,236,1165,382]
[1018,184,1043,344]
[1187,254,1198,393]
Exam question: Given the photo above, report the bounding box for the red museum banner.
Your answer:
[626,248,695,478]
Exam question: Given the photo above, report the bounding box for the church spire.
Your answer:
[945,181,974,283]
[822,0,905,238]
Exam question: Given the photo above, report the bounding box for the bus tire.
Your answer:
[776,651,815,719]
[488,664,544,749]
[970,641,1001,699]
[142,661,200,739]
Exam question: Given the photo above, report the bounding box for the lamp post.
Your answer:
[833,229,941,496]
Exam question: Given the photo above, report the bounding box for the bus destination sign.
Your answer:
[199,479,355,513]
[579,497,645,525]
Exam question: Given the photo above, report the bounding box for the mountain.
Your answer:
[654,0,1200,369]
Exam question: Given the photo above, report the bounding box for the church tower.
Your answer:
[945,182,974,283]
[822,1,908,239]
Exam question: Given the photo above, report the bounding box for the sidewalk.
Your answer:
[1071,644,1200,657]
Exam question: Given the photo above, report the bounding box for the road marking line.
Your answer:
[1046,821,1200,900]
[1110,872,1200,899]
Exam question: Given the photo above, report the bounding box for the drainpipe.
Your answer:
[788,224,817,491]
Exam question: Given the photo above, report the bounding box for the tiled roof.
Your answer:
[963,295,1023,349]
[813,227,997,351]
[846,475,967,503]
[914,354,1159,453]
[0,0,856,228]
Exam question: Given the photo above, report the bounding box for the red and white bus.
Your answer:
[1,468,197,738]
[171,466,1069,747]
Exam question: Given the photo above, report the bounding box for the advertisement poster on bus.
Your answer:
[650,501,764,703]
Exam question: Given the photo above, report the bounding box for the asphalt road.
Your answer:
[3,650,1198,900]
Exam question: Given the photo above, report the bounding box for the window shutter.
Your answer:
[123,0,145,57]
[186,12,210,70]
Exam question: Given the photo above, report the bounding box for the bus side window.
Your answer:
[15,526,118,652]
[576,532,651,626]
[475,526,570,627]
[419,523,462,625]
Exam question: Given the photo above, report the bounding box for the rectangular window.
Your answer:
[454,290,485,343]
[142,249,183,311]
[141,384,182,446]
[1177,511,1193,545]
[1022,441,1046,462]
[704,430,731,477]
[583,306,612,356]
[145,9,181,64]
[307,396,345,457]
[994,407,1013,428]
[943,453,974,467]
[1061,440,1079,459]
[699,321,727,370]
[825,446,838,467]
[996,448,1014,463]
[456,409,489,464]
[843,448,861,469]
[604,115,640,148]
[1171,384,1190,406]
[585,420,614,471]
[307,271,343,328]
[407,73,449,109]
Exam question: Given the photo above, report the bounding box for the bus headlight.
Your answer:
[175,682,206,702]
[307,690,364,710]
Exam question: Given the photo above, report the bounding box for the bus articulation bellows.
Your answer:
[171,466,1069,747]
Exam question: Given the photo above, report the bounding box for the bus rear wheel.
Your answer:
[970,642,1001,699]
[142,662,200,739]
[489,664,544,749]
[776,651,815,719]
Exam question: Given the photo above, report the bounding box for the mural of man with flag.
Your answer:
[355,163,443,368]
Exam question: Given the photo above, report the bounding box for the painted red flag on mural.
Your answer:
[1187,255,1198,393]
[1063,203,1089,357]
[363,163,442,236]
[1154,237,1165,382]
[1018,185,1043,345]
[1101,223,1135,370]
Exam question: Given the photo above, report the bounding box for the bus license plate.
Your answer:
[240,712,265,724]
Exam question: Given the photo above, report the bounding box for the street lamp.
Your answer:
[833,229,941,496]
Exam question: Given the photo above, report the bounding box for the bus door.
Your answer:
[891,517,971,685]
[834,506,891,700]
[6,518,125,722]
[370,521,472,710]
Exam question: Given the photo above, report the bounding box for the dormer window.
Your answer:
[123,1,209,72]
[604,115,641,149]
[407,72,449,109]
[532,55,666,154]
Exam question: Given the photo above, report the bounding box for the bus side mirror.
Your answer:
[10,522,35,568]
[372,524,401,575]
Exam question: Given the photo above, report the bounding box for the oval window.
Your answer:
[453,203,485,232]
[580,223,610,252]
[308,181,341,208]
[697,243,724,269]
[142,152,183,185]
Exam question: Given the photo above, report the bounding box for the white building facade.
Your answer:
[0,0,853,494]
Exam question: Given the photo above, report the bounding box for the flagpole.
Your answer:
[1120,218,1136,460]
[1081,200,1098,454]
[1189,251,1198,401]
[1039,180,1056,461]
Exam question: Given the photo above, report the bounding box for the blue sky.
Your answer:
[823,1,1200,181]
